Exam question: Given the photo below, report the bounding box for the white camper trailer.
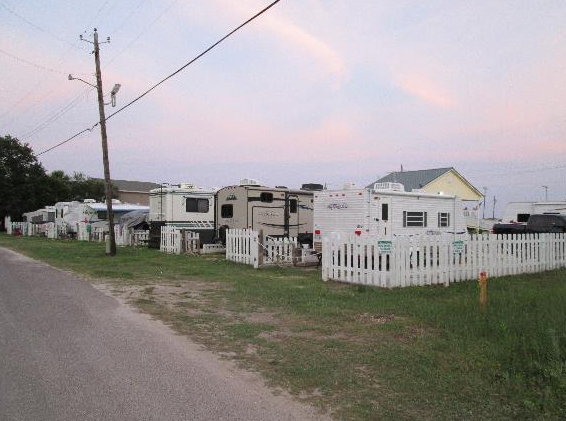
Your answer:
[215,179,319,244]
[502,201,566,223]
[313,182,466,249]
[23,206,55,224]
[148,183,216,247]
[56,200,148,234]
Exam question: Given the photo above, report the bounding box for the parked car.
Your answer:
[492,214,566,234]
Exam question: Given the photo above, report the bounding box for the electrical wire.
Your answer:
[0,48,70,74]
[36,126,97,156]
[21,87,94,139]
[108,0,149,37]
[106,0,282,121]
[103,0,180,70]
[0,1,82,50]
[35,0,284,156]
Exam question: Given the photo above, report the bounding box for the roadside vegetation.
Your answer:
[1,233,565,421]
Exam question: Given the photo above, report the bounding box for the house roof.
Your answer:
[109,179,160,193]
[367,168,454,191]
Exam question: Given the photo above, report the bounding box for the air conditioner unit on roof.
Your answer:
[373,182,405,192]
[240,178,261,186]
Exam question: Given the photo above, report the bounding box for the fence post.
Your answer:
[257,229,264,267]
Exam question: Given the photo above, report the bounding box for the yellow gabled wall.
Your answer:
[422,169,482,201]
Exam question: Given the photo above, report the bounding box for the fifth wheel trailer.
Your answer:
[215,179,320,244]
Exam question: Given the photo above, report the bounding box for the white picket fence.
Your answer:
[184,231,200,253]
[226,229,260,268]
[45,223,57,239]
[322,233,566,288]
[77,222,90,241]
[91,227,106,242]
[132,230,150,247]
[160,226,183,254]
[226,230,310,268]
[7,222,29,236]
[263,235,298,265]
[4,216,11,232]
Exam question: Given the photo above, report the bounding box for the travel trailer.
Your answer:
[313,182,467,249]
[56,199,148,234]
[23,206,55,224]
[148,183,216,247]
[215,179,320,244]
[502,201,566,223]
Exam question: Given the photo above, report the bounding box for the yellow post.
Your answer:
[478,270,488,312]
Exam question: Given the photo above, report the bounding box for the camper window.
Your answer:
[517,213,530,223]
[221,204,233,218]
[289,199,297,213]
[438,212,450,227]
[186,198,209,213]
[403,211,427,227]
[260,192,273,203]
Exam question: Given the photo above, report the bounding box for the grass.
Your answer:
[1,233,565,420]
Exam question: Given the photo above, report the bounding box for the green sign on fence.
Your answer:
[378,240,393,253]
[453,240,465,254]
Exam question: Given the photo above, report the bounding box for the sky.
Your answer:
[1,0,565,216]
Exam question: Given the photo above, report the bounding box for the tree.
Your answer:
[0,135,50,228]
[69,172,117,201]
[0,135,121,231]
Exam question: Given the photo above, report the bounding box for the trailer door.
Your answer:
[285,193,300,238]
[379,198,392,237]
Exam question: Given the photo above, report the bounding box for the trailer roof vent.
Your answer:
[83,199,96,203]
[180,182,195,189]
[240,178,261,186]
[373,182,405,192]
[301,183,324,191]
[275,186,288,189]
[343,182,356,190]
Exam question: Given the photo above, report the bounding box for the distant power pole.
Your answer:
[482,187,488,219]
[542,185,549,201]
[492,196,497,219]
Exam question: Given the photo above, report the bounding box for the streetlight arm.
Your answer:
[68,74,97,88]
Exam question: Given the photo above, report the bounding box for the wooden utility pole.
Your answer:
[93,28,116,255]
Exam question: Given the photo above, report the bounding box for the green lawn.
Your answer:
[1,233,565,420]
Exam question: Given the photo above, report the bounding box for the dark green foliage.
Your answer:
[0,135,117,229]
[0,135,50,226]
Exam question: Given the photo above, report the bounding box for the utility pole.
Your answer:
[492,195,497,219]
[93,29,117,255]
[542,185,549,201]
[482,187,488,219]
[73,29,117,255]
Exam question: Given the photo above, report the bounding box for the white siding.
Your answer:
[314,188,467,245]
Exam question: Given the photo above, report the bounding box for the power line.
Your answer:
[108,0,149,37]
[106,0,283,121]
[36,0,284,156]
[0,1,82,50]
[21,87,94,139]
[104,0,179,69]
[0,47,92,76]
[36,126,97,156]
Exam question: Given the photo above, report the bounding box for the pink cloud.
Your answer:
[395,73,455,108]
[177,0,347,87]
